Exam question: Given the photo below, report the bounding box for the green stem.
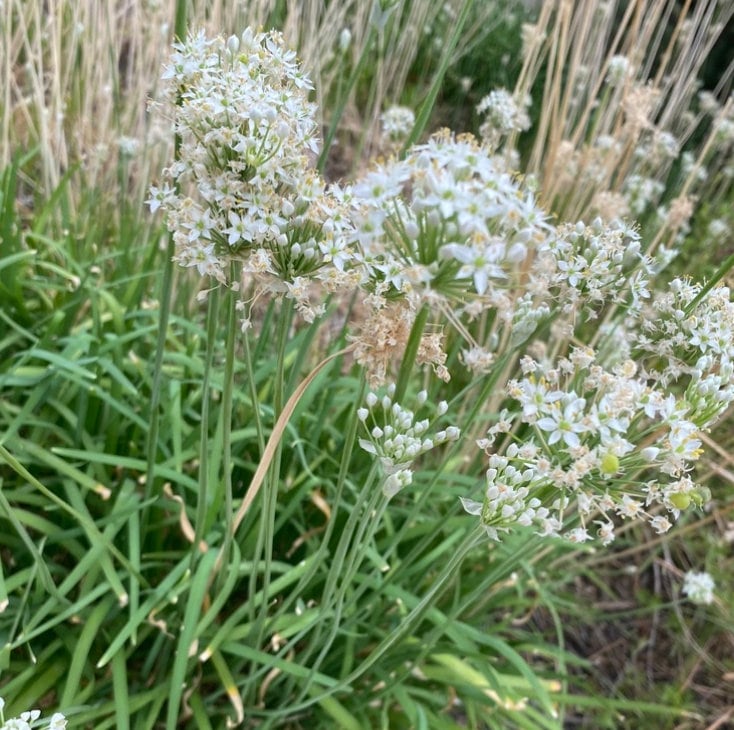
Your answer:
[394,304,430,402]
[247,299,295,703]
[254,376,368,654]
[142,0,188,521]
[173,0,188,42]
[317,26,377,174]
[402,0,475,152]
[192,287,220,564]
[215,275,238,592]
[243,330,266,455]
[684,250,734,315]
[297,485,386,700]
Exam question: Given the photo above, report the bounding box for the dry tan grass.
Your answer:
[2,0,505,211]
[514,0,733,233]
[3,0,175,210]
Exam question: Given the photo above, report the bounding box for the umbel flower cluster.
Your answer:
[465,309,730,543]
[148,29,357,323]
[357,385,460,497]
[150,30,734,546]
[682,570,716,606]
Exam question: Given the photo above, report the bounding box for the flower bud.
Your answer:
[339,28,352,53]
[227,35,240,54]
[276,120,291,140]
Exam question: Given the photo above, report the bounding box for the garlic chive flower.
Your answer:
[358,387,460,497]
[605,55,633,87]
[476,88,531,149]
[463,321,734,544]
[149,29,358,322]
[350,129,553,305]
[533,218,653,319]
[681,570,716,606]
[380,105,415,146]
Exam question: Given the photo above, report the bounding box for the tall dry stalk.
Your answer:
[2,0,359,207]
[513,0,734,237]
[2,0,175,211]
[1,0,524,213]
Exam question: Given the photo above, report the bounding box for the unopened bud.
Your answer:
[339,28,351,53]
[227,35,240,54]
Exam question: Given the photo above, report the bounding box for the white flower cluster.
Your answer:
[624,174,666,216]
[633,278,734,425]
[358,385,460,497]
[533,218,652,318]
[605,55,633,87]
[463,327,732,544]
[380,105,415,144]
[681,570,716,605]
[148,29,357,321]
[476,88,531,148]
[0,698,66,730]
[146,32,734,536]
[349,130,552,303]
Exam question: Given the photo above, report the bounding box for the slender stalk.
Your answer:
[394,304,429,403]
[262,375,368,623]
[143,0,188,519]
[684,251,734,316]
[317,24,377,174]
[215,273,238,593]
[250,301,295,661]
[298,493,387,699]
[402,0,475,152]
[192,286,220,564]
[294,464,382,693]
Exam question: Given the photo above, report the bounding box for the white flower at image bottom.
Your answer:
[681,571,716,605]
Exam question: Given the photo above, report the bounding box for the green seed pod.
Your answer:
[691,486,711,507]
[669,492,691,510]
[600,452,619,475]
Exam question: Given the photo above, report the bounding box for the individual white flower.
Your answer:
[146,184,175,213]
[49,713,68,730]
[707,218,730,241]
[535,395,589,447]
[338,27,352,53]
[440,242,506,294]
